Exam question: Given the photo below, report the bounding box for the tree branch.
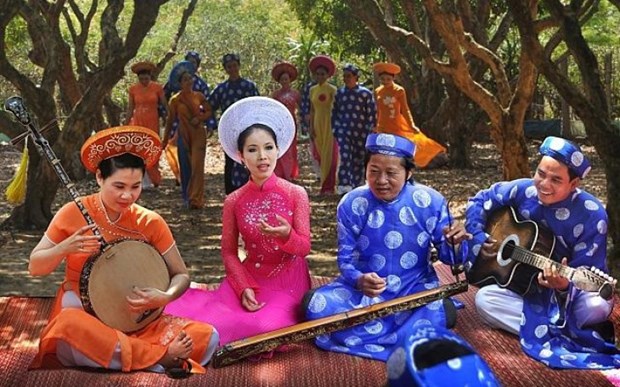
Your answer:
[155,0,198,78]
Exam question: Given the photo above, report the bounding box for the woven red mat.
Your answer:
[0,273,617,387]
[435,265,618,387]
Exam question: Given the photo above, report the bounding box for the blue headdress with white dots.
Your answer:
[343,63,359,76]
[185,50,201,66]
[366,133,415,159]
[222,53,240,67]
[539,136,591,179]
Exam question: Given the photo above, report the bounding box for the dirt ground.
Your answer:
[0,136,612,296]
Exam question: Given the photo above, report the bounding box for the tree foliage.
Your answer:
[508,0,620,259]
[0,0,180,228]
[152,0,303,96]
[0,0,309,229]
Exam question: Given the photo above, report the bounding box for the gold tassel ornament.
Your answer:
[5,137,29,205]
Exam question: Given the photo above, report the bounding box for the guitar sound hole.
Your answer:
[501,240,516,260]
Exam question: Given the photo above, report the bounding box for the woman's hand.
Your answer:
[258,215,291,239]
[442,224,472,246]
[357,272,387,297]
[241,288,265,312]
[538,257,570,291]
[126,286,170,313]
[61,224,101,255]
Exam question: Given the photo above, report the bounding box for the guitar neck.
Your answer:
[509,244,574,279]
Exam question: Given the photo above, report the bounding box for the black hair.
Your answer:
[137,69,151,77]
[315,65,329,74]
[364,151,415,180]
[98,153,145,179]
[178,70,192,84]
[237,124,278,152]
[567,167,578,181]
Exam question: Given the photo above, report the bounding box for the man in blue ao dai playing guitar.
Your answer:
[465,136,619,369]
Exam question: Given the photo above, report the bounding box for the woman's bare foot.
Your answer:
[159,330,193,368]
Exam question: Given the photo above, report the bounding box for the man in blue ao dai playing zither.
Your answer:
[304,133,471,361]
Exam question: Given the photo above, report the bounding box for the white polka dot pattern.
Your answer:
[376,133,396,147]
[344,336,363,347]
[539,348,553,358]
[416,232,429,247]
[364,344,385,352]
[534,325,548,338]
[412,190,432,208]
[387,347,407,380]
[447,357,462,370]
[573,224,584,238]
[369,254,386,271]
[400,251,418,269]
[584,200,599,211]
[597,220,607,234]
[399,206,416,225]
[555,208,570,221]
[386,275,402,292]
[525,186,537,198]
[426,217,437,232]
[364,320,383,334]
[384,231,403,249]
[367,209,385,228]
[571,151,584,167]
[509,185,518,199]
[548,137,564,150]
[351,197,369,216]
[309,293,327,313]
[333,287,352,302]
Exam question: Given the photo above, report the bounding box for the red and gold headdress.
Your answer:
[80,126,162,173]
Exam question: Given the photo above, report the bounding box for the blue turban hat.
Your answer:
[185,50,201,65]
[222,53,241,67]
[343,63,360,76]
[387,325,499,387]
[539,136,591,179]
[366,133,415,159]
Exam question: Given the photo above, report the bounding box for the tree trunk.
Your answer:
[607,174,620,262]
[0,0,174,230]
[493,116,531,179]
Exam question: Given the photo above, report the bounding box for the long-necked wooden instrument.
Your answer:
[211,279,468,367]
[467,206,614,299]
[4,96,169,332]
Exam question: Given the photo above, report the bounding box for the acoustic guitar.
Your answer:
[466,206,614,300]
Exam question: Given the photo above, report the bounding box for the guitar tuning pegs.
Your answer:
[606,273,614,282]
[591,267,601,275]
